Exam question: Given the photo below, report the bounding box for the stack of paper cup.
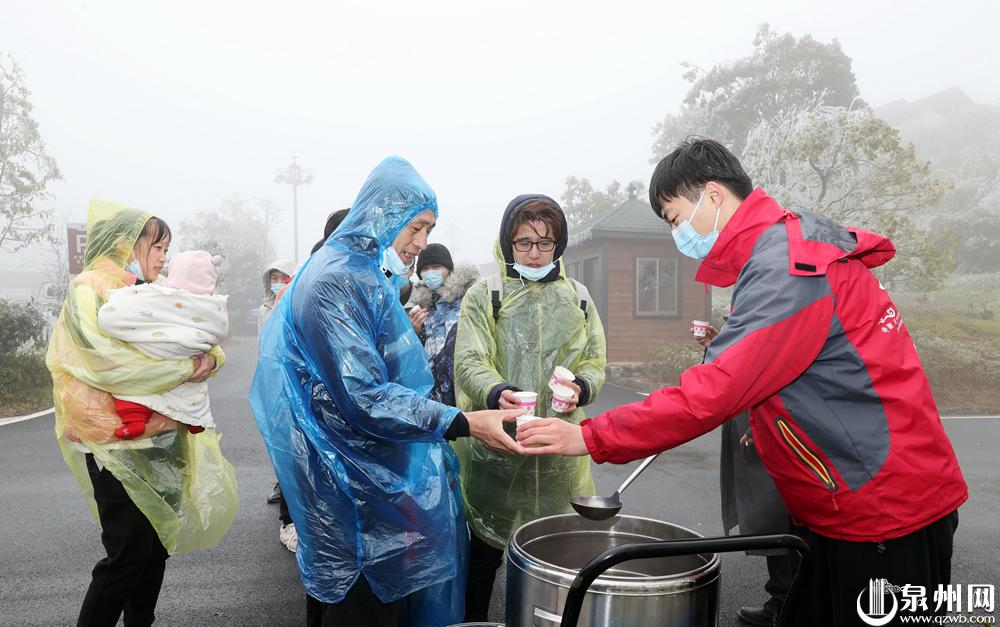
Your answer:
[549,366,575,390]
[550,384,575,413]
[512,391,537,415]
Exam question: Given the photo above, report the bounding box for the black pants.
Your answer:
[78,454,169,627]
[764,551,798,606]
[464,531,505,622]
[786,510,959,627]
[278,491,292,526]
[306,577,405,627]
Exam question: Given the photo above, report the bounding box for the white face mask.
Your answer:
[511,262,556,282]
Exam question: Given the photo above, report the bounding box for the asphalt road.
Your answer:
[2,336,997,626]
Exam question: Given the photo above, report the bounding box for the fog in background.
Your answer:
[2,0,997,270]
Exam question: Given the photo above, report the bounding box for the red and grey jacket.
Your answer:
[582,188,967,542]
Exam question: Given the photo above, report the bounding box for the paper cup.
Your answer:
[516,415,541,429]
[691,320,711,338]
[512,391,537,415]
[516,415,543,448]
[550,384,575,413]
[549,366,575,390]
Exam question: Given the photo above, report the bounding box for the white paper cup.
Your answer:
[516,415,541,429]
[516,415,543,448]
[550,384,575,413]
[549,366,575,390]
[691,320,711,338]
[512,391,537,415]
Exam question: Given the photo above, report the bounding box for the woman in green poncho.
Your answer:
[452,194,607,621]
[46,199,238,626]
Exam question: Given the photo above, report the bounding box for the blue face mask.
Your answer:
[422,270,445,290]
[671,189,721,260]
[381,246,409,278]
[270,283,284,295]
[127,259,145,281]
[512,262,556,282]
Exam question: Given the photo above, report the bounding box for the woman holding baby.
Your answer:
[46,199,238,627]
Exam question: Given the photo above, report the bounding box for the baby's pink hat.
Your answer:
[163,251,222,295]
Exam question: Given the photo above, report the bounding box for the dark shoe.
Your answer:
[738,605,777,627]
[267,482,282,504]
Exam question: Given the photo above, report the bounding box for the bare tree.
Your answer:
[256,196,284,260]
[39,213,71,305]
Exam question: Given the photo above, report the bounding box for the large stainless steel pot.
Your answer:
[506,514,721,626]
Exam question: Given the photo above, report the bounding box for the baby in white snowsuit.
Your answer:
[98,251,229,438]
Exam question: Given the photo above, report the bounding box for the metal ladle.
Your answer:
[570,453,660,520]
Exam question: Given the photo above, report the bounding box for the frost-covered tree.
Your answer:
[652,24,860,160]
[0,54,61,252]
[742,103,952,290]
[561,176,646,229]
[952,172,1000,273]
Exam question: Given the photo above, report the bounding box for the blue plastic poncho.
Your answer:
[249,157,467,624]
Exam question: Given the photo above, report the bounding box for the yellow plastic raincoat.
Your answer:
[45,199,238,554]
[453,196,608,548]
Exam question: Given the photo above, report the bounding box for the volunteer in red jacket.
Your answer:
[518,138,967,626]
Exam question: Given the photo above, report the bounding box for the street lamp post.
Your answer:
[275,156,314,264]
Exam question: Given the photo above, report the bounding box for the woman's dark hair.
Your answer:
[648,137,753,216]
[139,216,172,247]
[510,199,563,242]
[134,216,172,272]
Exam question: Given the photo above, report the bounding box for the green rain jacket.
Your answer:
[453,194,607,548]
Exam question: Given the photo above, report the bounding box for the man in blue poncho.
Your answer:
[250,156,525,626]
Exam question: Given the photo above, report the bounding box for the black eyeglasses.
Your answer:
[512,238,556,252]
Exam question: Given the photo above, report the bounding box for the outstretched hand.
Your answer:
[516,418,589,456]
[465,408,527,455]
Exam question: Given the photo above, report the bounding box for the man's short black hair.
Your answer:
[648,138,753,216]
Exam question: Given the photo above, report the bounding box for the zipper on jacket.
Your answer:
[775,418,838,495]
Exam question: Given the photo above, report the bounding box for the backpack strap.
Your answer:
[485,273,504,321]
[570,278,590,319]
[486,273,590,320]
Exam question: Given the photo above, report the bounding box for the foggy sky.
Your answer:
[2,0,997,266]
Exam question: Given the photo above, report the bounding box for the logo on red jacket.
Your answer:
[878,306,902,334]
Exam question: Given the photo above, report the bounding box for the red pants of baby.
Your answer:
[113,399,204,439]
